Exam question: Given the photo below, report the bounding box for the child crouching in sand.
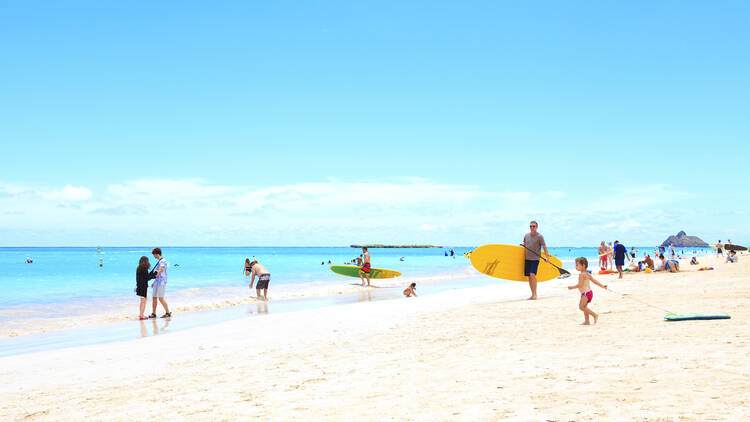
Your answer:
[569,257,607,325]
[403,283,417,297]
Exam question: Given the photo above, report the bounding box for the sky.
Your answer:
[1,1,749,246]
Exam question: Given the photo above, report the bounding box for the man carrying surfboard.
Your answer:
[359,247,371,286]
[523,221,549,300]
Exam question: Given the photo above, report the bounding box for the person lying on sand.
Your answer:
[569,257,607,325]
[403,283,417,297]
[628,262,642,272]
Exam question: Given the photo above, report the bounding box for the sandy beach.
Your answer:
[1,253,748,421]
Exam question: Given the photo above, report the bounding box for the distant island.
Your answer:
[660,231,709,247]
[350,245,442,248]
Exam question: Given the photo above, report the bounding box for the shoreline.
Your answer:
[0,265,480,338]
[0,247,721,339]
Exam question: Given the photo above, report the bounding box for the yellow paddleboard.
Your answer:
[470,244,564,282]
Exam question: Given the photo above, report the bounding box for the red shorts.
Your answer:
[361,263,371,273]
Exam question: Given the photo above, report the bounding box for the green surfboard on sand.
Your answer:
[329,265,402,279]
[664,313,730,321]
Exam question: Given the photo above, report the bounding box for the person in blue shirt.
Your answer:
[613,241,631,279]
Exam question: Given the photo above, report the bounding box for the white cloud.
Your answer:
[0,178,732,246]
[40,184,93,201]
[419,224,437,231]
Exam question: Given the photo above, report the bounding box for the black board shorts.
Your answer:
[524,260,540,276]
[256,273,270,289]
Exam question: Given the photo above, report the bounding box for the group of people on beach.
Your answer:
[132,230,738,323]
[520,221,727,325]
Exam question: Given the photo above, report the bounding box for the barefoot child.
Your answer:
[568,257,607,325]
[403,283,417,297]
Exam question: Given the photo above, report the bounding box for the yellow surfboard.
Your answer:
[469,244,564,282]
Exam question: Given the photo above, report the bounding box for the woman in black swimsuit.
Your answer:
[243,258,252,277]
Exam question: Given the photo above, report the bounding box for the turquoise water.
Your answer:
[0,246,713,309]
[0,246,472,307]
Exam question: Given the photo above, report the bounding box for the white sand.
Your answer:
[1,254,748,421]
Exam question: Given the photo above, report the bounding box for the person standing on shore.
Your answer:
[359,247,371,286]
[716,240,724,258]
[606,242,614,270]
[569,257,608,325]
[613,240,631,279]
[136,256,156,320]
[598,242,608,269]
[523,221,549,300]
[149,248,171,319]
[248,259,271,300]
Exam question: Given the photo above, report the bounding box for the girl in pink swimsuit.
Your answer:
[569,257,608,325]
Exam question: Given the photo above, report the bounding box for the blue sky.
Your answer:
[1,1,748,246]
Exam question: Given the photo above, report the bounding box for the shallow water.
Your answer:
[0,275,504,357]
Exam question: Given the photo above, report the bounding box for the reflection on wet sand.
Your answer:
[139,318,171,338]
[358,290,373,302]
[256,302,268,315]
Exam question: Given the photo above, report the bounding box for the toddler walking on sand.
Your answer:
[568,257,607,325]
